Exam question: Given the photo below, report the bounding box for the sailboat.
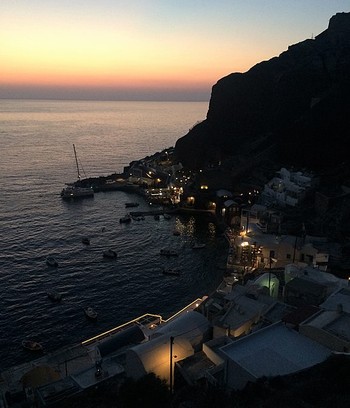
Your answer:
[61,144,94,200]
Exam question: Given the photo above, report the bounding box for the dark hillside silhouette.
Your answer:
[175,12,350,172]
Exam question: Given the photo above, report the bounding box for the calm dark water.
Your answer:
[0,100,228,370]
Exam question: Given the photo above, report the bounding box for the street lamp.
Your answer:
[268,251,278,296]
[169,336,174,394]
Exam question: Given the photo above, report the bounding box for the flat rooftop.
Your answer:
[220,322,331,379]
[321,287,350,313]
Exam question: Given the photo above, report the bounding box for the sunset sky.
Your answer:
[1,1,349,101]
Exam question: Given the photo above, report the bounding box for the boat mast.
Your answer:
[73,144,81,180]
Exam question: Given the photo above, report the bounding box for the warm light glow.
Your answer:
[1,2,344,100]
[81,313,162,346]
[187,196,195,205]
[163,298,206,322]
[1,4,254,99]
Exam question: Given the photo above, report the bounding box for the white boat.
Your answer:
[61,185,94,199]
[22,340,43,352]
[46,256,58,267]
[103,249,117,259]
[61,144,94,200]
[84,307,98,320]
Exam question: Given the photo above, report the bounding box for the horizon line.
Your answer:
[0,96,210,103]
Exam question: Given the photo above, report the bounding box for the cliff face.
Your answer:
[175,12,350,171]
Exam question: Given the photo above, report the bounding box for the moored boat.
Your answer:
[120,213,132,223]
[160,249,178,257]
[61,185,94,200]
[103,249,117,258]
[125,202,139,208]
[84,307,98,320]
[82,237,91,245]
[46,256,58,267]
[132,215,144,221]
[192,243,206,250]
[162,268,181,276]
[22,340,43,352]
[47,290,62,301]
[60,144,94,200]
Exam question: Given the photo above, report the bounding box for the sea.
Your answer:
[0,99,228,371]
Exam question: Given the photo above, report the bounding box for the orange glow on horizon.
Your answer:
[1,11,254,93]
[0,58,251,92]
[4,1,336,99]
[0,69,218,91]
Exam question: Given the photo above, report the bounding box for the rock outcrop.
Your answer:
[174,12,350,173]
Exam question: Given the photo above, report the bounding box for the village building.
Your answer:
[320,287,350,313]
[300,308,350,352]
[217,321,331,390]
[125,311,211,384]
[259,167,316,207]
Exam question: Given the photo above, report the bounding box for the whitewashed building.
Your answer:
[260,167,314,207]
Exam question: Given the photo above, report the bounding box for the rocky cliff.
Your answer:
[174,12,350,173]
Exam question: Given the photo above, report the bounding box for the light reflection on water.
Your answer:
[0,100,229,370]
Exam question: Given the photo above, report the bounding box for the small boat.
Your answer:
[125,202,139,208]
[82,237,90,245]
[132,215,143,221]
[120,213,132,223]
[22,340,43,352]
[84,307,98,320]
[47,290,62,302]
[160,249,178,257]
[192,243,206,250]
[162,268,181,276]
[173,230,180,236]
[103,249,117,258]
[46,256,58,267]
[163,213,171,220]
